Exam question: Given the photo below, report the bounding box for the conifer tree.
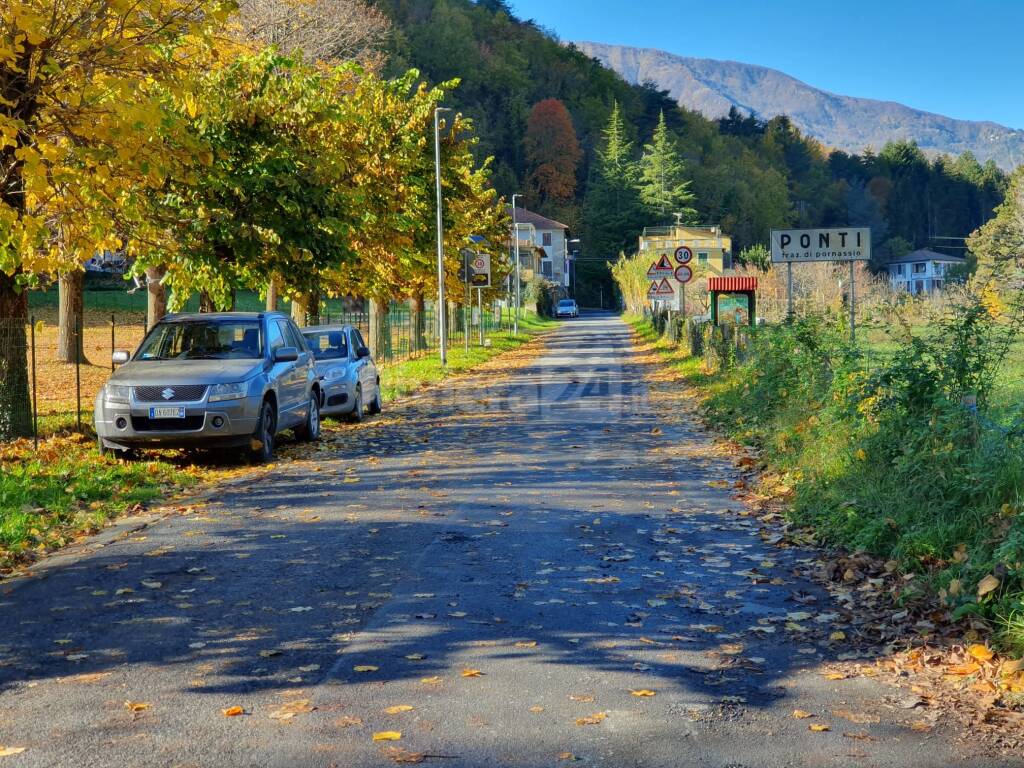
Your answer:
[639,111,696,222]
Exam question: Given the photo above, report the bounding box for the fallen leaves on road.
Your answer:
[222,706,244,717]
[381,746,426,763]
[62,672,109,684]
[575,712,607,726]
[335,716,363,727]
[0,747,27,757]
[124,701,150,713]
[269,699,315,720]
[630,689,656,697]
[373,731,402,741]
[792,709,813,719]
[353,665,379,673]
[808,723,830,732]
[384,705,414,715]
[460,668,482,678]
[420,676,442,685]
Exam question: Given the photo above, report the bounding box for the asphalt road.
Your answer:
[0,312,1015,767]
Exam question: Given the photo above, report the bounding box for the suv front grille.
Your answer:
[134,385,208,403]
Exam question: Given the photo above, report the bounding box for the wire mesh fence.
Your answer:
[2,298,513,444]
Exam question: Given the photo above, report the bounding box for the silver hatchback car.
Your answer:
[301,325,381,421]
[94,312,321,461]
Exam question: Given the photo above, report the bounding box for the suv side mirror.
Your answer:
[112,350,130,365]
[274,346,299,363]
[356,346,371,360]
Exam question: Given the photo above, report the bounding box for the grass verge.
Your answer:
[379,310,556,401]
[0,434,198,573]
[624,311,1024,652]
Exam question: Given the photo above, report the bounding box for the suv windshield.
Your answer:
[136,320,263,361]
[558,300,575,307]
[302,330,349,360]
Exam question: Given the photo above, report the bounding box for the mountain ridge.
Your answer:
[575,41,1024,171]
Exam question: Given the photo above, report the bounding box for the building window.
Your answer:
[723,251,732,270]
[542,232,552,246]
[894,264,904,276]
[912,262,926,274]
[698,251,709,264]
[542,260,552,278]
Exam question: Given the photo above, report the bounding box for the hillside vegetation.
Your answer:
[375,0,1007,303]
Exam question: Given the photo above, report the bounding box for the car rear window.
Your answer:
[136,320,263,360]
[303,331,349,360]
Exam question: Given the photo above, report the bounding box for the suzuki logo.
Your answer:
[161,388,175,400]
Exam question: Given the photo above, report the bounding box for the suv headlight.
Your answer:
[323,367,347,382]
[209,381,247,403]
[104,384,131,403]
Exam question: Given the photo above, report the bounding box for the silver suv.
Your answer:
[94,312,321,461]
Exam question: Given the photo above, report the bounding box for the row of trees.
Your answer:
[0,0,507,439]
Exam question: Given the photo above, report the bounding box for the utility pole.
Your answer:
[434,107,452,367]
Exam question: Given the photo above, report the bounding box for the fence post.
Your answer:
[75,312,82,432]
[110,313,115,372]
[30,316,38,449]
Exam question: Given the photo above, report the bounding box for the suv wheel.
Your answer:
[348,385,364,423]
[251,400,276,463]
[296,393,321,442]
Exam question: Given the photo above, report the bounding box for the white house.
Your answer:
[887,248,966,294]
[509,206,570,287]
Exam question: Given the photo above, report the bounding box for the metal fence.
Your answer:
[1,300,511,444]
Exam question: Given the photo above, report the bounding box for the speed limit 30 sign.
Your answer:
[674,246,693,265]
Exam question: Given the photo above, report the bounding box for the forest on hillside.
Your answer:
[374,0,1008,302]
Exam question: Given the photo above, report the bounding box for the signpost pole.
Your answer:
[477,287,484,346]
[465,272,470,354]
[786,261,794,321]
[849,260,856,344]
[679,280,686,319]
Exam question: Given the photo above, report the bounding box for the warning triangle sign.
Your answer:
[646,254,674,277]
[654,277,675,296]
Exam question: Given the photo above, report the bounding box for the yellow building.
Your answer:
[638,225,733,275]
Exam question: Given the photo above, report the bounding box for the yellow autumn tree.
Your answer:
[0,0,234,438]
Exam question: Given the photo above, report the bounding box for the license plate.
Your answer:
[150,406,185,419]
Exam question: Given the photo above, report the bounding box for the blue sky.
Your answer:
[510,0,1024,129]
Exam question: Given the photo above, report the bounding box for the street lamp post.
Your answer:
[568,238,580,299]
[435,107,452,367]
[511,194,521,335]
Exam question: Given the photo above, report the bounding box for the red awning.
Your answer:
[708,276,758,292]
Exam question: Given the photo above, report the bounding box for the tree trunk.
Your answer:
[57,270,89,364]
[307,288,320,326]
[266,276,279,311]
[290,289,320,327]
[198,291,215,313]
[410,292,426,353]
[368,299,387,359]
[0,272,33,439]
[146,265,167,330]
[290,289,319,327]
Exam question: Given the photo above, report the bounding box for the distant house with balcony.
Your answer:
[509,205,570,287]
[886,249,965,294]
[638,225,733,275]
